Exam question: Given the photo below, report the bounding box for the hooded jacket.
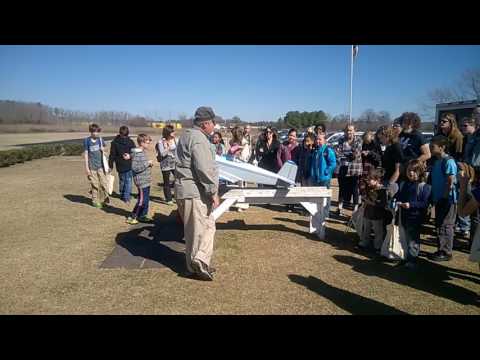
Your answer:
[131,148,152,189]
[310,144,337,184]
[108,135,136,173]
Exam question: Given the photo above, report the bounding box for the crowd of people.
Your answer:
[82,106,480,279]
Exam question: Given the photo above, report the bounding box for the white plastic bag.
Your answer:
[102,153,110,173]
[351,204,365,235]
[106,173,115,196]
[469,226,480,263]
[381,208,407,260]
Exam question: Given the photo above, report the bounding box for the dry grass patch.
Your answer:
[0,153,479,314]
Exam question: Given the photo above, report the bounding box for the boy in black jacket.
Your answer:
[108,126,136,203]
[358,168,398,253]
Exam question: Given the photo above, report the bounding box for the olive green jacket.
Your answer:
[174,126,219,200]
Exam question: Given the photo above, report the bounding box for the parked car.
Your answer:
[277,129,289,142]
[297,131,306,143]
[326,131,364,147]
[422,132,434,144]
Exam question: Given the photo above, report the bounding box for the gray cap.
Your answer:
[194,106,215,121]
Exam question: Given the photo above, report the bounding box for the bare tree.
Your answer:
[358,108,377,123]
[458,69,480,100]
[420,68,480,120]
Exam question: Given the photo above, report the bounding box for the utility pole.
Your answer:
[349,45,359,124]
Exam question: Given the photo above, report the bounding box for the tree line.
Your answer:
[0,100,435,132]
[0,100,153,127]
[273,108,430,132]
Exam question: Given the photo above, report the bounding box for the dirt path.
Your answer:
[0,153,479,314]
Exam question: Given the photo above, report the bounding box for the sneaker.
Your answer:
[126,217,139,225]
[166,200,174,206]
[356,242,369,251]
[462,231,470,239]
[93,202,103,208]
[138,216,153,223]
[430,251,452,262]
[191,259,214,281]
[404,261,417,270]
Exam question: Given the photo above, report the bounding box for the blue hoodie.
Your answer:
[310,144,336,184]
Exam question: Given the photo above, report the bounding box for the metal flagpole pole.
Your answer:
[349,45,354,124]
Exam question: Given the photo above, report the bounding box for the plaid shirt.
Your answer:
[336,136,363,177]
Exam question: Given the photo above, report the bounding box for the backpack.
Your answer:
[468,136,480,168]
[426,155,454,185]
[156,138,177,165]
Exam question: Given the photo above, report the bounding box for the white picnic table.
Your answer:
[212,186,332,240]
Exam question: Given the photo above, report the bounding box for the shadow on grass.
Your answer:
[418,226,471,254]
[149,195,178,206]
[333,255,480,306]
[314,224,377,259]
[253,204,292,213]
[273,217,310,228]
[216,219,317,240]
[149,195,166,203]
[64,194,132,217]
[288,274,408,315]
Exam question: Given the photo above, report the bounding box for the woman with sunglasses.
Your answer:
[437,113,464,161]
[255,126,281,174]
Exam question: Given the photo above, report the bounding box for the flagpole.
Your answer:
[349,45,354,124]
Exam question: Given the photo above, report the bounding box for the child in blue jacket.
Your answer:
[310,131,336,217]
[396,159,432,269]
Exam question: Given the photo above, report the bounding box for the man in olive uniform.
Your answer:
[175,106,220,281]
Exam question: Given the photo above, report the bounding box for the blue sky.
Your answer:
[0,45,478,122]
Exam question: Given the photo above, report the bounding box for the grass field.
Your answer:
[0,144,479,314]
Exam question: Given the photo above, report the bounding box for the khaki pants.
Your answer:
[88,169,109,205]
[177,197,216,273]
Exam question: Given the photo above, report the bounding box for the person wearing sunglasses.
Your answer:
[392,118,402,137]
[437,113,470,242]
[255,126,281,174]
[461,115,480,246]
[461,117,477,162]
[436,113,464,162]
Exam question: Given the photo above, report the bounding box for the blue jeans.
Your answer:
[132,186,150,219]
[403,223,422,262]
[317,179,331,216]
[456,215,470,233]
[118,170,133,202]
